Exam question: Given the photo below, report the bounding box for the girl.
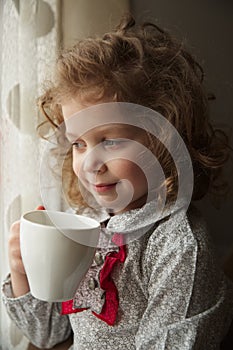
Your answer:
[2,14,233,349]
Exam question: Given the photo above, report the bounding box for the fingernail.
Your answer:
[37,206,45,210]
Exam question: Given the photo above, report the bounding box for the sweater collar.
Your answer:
[74,198,187,247]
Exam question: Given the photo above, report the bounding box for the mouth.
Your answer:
[92,182,118,193]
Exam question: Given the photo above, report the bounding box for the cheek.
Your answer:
[72,155,81,177]
[115,160,146,183]
[128,163,148,193]
[132,164,147,185]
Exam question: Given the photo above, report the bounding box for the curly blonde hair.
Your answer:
[38,13,232,209]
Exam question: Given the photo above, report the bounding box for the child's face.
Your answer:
[62,99,149,213]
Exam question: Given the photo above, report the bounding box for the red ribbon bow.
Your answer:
[61,234,126,326]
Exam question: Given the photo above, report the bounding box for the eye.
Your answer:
[102,139,124,149]
[72,140,86,150]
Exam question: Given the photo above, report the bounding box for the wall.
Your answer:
[131,0,233,259]
[61,0,130,47]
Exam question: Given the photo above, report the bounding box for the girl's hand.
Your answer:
[8,205,45,297]
[8,220,26,275]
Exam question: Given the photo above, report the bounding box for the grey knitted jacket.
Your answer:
[2,204,233,349]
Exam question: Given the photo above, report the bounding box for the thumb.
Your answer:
[36,205,45,210]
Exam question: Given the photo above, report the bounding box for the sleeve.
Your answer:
[1,274,72,349]
[135,223,233,350]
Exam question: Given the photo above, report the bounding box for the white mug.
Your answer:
[20,210,100,302]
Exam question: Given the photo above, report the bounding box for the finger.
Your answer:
[10,256,26,274]
[10,221,20,234]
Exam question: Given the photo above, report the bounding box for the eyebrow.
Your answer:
[65,132,79,142]
[65,124,142,143]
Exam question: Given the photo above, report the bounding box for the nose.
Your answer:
[82,148,107,174]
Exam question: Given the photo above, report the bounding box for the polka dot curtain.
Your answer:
[0,1,60,349]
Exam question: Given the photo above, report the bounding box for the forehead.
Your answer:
[62,100,145,141]
[62,97,115,120]
[62,99,87,120]
[61,100,160,147]
[65,123,145,142]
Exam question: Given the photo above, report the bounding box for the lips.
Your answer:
[92,182,118,193]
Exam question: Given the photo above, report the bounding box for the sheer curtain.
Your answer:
[0,1,61,349]
[0,1,129,349]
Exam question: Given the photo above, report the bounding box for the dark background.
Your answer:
[131,0,233,260]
